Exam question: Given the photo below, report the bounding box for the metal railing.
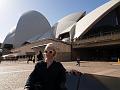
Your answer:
[74,32,120,45]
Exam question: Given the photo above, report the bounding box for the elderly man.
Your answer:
[25,43,67,90]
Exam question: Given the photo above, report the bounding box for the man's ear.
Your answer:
[53,51,56,56]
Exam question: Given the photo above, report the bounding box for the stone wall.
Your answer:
[11,39,71,62]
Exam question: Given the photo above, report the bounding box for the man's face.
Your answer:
[44,47,55,60]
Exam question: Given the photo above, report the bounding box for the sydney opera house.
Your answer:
[1,0,120,61]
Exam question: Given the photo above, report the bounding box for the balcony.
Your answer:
[73,32,120,48]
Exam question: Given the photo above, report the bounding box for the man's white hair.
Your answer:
[45,43,59,51]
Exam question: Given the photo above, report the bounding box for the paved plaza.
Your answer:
[0,60,120,90]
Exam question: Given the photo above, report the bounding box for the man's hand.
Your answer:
[69,69,82,76]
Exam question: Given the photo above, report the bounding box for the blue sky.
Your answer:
[0,0,109,43]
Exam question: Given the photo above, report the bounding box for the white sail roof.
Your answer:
[3,10,52,48]
[3,27,16,45]
[52,12,86,38]
[74,0,120,38]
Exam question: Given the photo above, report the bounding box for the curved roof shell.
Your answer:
[74,0,120,39]
[52,12,86,38]
[3,27,16,45]
[14,10,51,47]
[27,30,54,43]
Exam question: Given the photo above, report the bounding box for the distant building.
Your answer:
[3,10,52,48]
[0,43,1,47]
[52,11,86,41]
[11,39,71,62]
[73,0,120,61]
[2,0,120,61]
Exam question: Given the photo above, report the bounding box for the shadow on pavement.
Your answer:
[66,73,120,90]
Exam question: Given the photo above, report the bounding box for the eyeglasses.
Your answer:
[44,50,53,54]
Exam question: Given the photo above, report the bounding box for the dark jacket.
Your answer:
[37,52,43,61]
[25,60,67,90]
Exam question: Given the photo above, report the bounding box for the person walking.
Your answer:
[32,55,35,63]
[37,50,43,62]
[76,57,80,66]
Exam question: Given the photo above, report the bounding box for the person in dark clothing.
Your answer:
[27,55,33,64]
[32,55,35,63]
[76,57,80,66]
[25,43,67,90]
[37,51,43,61]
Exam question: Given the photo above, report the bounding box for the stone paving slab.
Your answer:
[0,61,120,90]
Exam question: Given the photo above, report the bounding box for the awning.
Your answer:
[59,23,76,35]
[31,44,46,49]
[2,53,18,58]
[2,52,26,58]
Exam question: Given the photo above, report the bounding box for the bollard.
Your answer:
[118,58,120,64]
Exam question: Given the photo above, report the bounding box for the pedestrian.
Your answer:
[76,57,80,66]
[27,55,32,64]
[32,55,35,63]
[37,50,43,62]
[0,58,1,64]
[24,43,67,90]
